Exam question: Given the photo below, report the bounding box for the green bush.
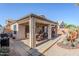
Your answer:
[62,39,68,45]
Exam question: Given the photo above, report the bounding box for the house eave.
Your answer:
[12,13,57,25]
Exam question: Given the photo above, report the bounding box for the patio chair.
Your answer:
[36,33,44,41]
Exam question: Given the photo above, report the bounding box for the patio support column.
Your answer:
[48,24,52,39]
[29,16,36,48]
[55,25,57,36]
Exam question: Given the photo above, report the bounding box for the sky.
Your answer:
[0,3,79,26]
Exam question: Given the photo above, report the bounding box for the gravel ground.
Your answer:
[44,38,79,56]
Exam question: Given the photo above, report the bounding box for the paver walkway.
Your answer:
[10,39,30,56]
[44,36,79,56]
[10,39,44,56]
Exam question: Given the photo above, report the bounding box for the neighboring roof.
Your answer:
[13,13,57,25]
[6,20,16,26]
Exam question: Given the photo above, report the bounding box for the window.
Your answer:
[13,25,17,34]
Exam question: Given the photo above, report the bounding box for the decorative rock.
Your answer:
[62,39,68,45]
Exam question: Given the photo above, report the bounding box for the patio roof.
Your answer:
[13,13,57,25]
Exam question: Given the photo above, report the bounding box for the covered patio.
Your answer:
[11,14,57,48]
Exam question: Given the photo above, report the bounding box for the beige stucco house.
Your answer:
[10,14,57,48]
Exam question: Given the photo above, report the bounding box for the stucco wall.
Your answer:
[17,24,25,39]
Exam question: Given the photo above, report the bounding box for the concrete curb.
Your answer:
[43,35,67,54]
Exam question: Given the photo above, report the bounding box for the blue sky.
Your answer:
[0,3,79,26]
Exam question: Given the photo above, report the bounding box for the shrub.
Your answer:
[0,47,9,56]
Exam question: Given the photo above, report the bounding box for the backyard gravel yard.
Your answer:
[44,38,79,56]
